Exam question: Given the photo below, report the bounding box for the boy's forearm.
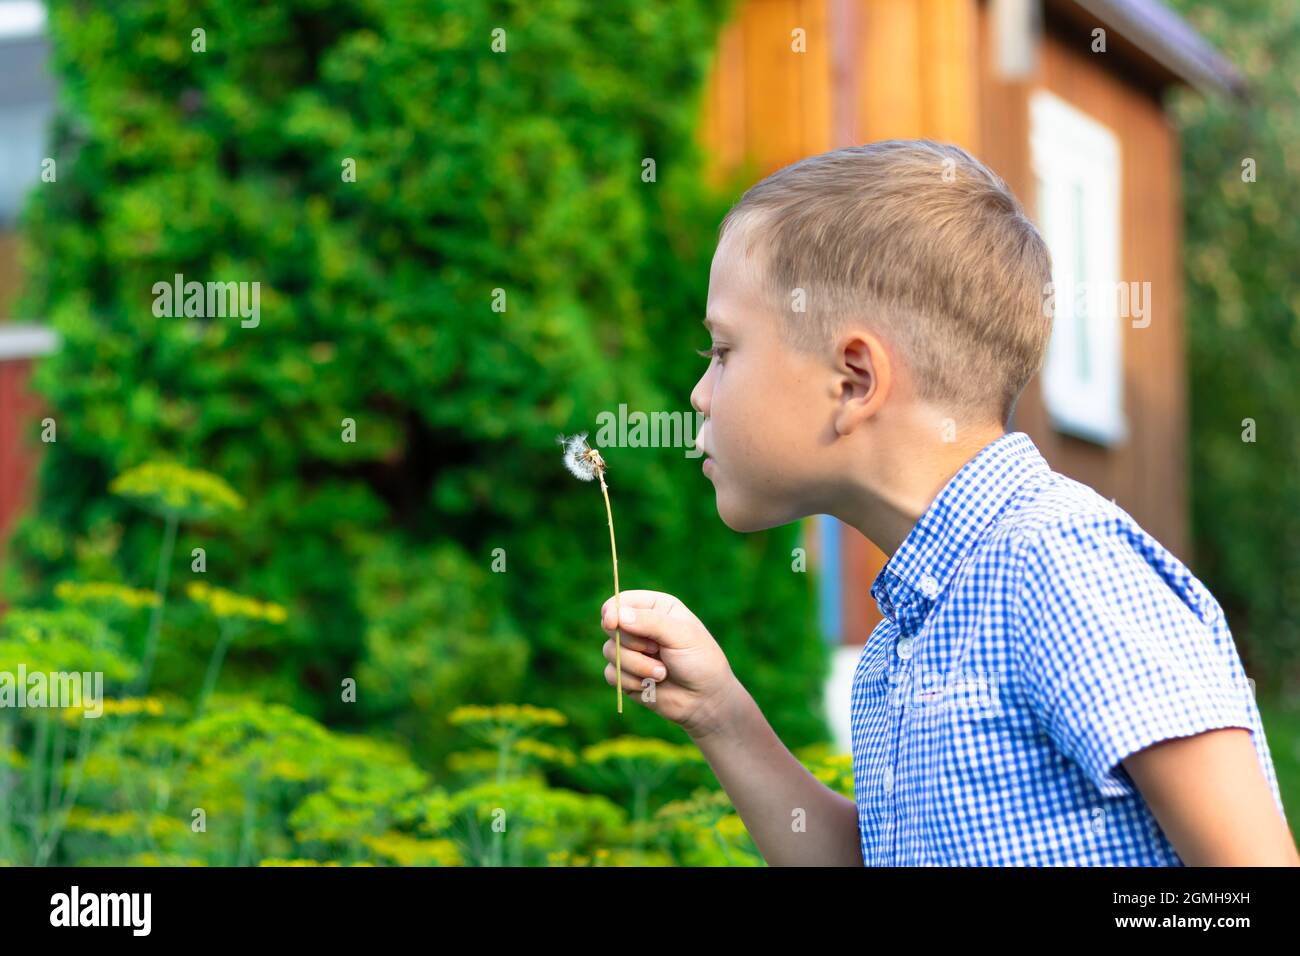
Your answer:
[689,681,863,866]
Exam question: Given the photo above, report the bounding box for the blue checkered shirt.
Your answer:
[850,430,1284,865]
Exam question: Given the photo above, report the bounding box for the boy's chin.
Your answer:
[715,494,789,534]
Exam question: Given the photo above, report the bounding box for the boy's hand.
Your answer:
[599,589,741,740]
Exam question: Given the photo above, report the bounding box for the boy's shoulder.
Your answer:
[976,466,1222,628]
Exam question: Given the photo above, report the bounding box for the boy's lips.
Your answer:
[695,434,714,474]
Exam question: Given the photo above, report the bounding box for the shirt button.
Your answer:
[896,637,914,660]
[919,574,939,599]
[882,766,894,792]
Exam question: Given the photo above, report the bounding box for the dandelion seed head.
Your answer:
[558,432,599,481]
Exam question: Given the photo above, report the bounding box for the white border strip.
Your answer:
[0,2,46,42]
[0,323,59,359]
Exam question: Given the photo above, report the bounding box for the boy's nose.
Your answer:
[690,372,709,418]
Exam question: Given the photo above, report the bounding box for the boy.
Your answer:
[597,140,1298,866]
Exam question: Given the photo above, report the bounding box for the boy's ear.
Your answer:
[834,330,892,435]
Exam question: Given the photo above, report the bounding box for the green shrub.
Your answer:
[7,0,834,863]
[1168,0,1300,687]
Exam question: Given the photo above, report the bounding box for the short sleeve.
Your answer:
[1013,516,1255,799]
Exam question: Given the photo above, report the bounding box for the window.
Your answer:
[1030,90,1127,446]
[0,2,53,227]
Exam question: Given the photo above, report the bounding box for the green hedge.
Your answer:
[9,0,832,787]
[1168,0,1300,687]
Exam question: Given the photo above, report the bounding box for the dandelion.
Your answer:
[557,431,627,714]
[560,432,600,481]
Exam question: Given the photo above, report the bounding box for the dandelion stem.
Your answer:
[598,471,623,714]
[557,432,626,713]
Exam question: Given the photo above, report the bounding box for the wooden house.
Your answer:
[694,0,1242,747]
[0,2,56,552]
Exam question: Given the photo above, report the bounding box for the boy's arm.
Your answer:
[1123,728,1300,866]
[1014,515,1298,864]
[691,679,864,866]
[600,591,862,865]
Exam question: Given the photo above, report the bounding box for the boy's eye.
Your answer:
[696,346,728,363]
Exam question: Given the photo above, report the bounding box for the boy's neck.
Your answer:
[834,422,1006,558]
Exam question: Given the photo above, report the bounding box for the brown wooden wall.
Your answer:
[980,5,1189,566]
[0,357,43,552]
[698,0,835,182]
[0,234,21,319]
[697,0,1188,645]
[0,237,50,564]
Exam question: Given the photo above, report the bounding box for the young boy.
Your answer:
[598,140,1298,866]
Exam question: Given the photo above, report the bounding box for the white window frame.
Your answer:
[0,3,53,228]
[1030,90,1127,446]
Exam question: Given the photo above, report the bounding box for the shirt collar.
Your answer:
[869,431,1050,635]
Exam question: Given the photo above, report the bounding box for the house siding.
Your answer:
[698,0,1190,650]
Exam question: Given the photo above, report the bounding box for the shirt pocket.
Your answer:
[907,667,1005,724]
[902,666,1009,787]
[903,667,1017,862]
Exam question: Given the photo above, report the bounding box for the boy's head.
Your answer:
[691,139,1053,533]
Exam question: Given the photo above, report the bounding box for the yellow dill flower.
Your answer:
[513,738,577,767]
[126,853,206,867]
[655,788,733,821]
[446,750,499,775]
[54,580,161,610]
[187,581,288,623]
[65,809,140,837]
[110,462,245,518]
[716,814,748,840]
[582,736,703,766]
[804,751,854,795]
[447,703,568,729]
[99,697,165,717]
[259,859,347,867]
[361,833,461,867]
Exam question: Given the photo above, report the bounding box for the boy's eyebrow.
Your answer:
[702,315,729,332]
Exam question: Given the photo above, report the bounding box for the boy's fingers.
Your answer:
[600,631,658,655]
[604,640,668,681]
[599,590,669,623]
[602,604,692,649]
[606,662,662,694]
[607,589,669,608]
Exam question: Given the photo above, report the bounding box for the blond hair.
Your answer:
[718,140,1053,427]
